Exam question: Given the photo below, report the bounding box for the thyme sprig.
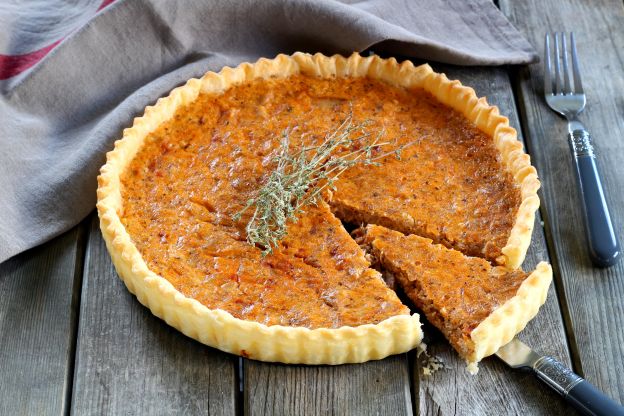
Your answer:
[233,112,411,255]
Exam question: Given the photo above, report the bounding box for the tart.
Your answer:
[361,225,552,371]
[97,52,546,366]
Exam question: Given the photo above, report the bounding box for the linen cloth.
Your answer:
[0,0,537,263]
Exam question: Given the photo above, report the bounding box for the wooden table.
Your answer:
[1,1,623,414]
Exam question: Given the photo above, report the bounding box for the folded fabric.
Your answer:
[0,0,537,263]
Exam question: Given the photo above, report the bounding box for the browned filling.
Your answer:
[330,85,520,262]
[120,74,522,329]
[363,225,528,359]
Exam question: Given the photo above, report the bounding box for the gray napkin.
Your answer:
[0,0,536,263]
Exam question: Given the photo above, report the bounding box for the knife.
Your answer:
[496,338,624,416]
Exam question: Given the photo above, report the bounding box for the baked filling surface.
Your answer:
[362,225,529,360]
[120,74,523,330]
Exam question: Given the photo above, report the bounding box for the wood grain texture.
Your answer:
[0,226,84,416]
[500,0,624,403]
[244,354,412,416]
[413,64,577,416]
[70,215,238,416]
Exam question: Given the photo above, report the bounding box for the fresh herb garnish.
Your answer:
[233,111,413,255]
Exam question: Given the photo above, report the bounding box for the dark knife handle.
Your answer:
[567,381,624,416]
[533,355,624,416]
[569,129,621,267]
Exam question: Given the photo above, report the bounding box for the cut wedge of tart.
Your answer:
[362,225,552,372]
[97,52,546,366]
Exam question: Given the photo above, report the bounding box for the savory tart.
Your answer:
[362,225,552,372]
[97,52,545,366]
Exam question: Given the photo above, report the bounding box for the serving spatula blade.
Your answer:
[495,338,541,369]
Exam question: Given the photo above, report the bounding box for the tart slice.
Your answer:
[362,225,552,372]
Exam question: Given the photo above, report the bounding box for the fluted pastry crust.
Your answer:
[470,262,552,371]
[362,224,552,373]
[97,52,541,364]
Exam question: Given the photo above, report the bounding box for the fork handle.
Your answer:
[569,129,621,267]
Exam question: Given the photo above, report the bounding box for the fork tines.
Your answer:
[544,32,584,95]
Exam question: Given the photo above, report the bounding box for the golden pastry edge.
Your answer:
[96,52,542,365]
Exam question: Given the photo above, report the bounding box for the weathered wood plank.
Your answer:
[244,355,412,416]
[413,65,576,415]
[70,214,238,415]
[0,226,84,416]
[500,0,624,403]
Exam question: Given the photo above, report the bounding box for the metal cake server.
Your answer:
[496,338,624,416]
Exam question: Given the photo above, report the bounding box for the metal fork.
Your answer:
[544,32,621,267]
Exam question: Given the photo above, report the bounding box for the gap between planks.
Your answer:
[64,218,89,416]
[509,65,584,377]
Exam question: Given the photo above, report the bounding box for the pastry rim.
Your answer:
[469,261,552,371]
[365,224,552,373]
[97,52,540,364]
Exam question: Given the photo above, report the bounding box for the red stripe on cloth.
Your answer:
[0,40,61,80]
[98,0,117,11]
[0,0,116,80]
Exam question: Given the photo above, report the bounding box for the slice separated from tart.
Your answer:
[362,225,552,372]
